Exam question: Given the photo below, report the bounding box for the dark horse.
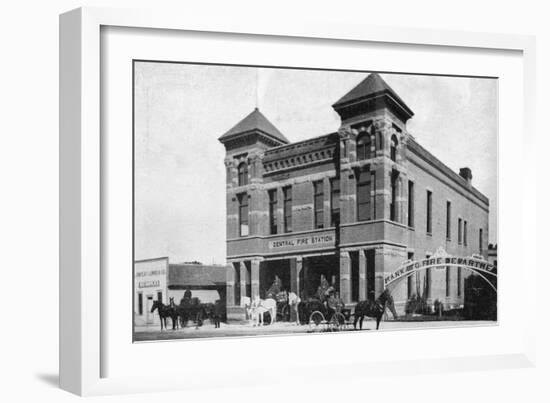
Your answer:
[151,299,178,330]
[353,289,398,330]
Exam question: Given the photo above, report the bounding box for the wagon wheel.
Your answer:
[309,311,325,332]
[329,312,347,331]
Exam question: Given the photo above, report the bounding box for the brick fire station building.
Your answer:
[218,73,490,319]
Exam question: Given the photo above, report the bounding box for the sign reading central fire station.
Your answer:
[269,234,335,249]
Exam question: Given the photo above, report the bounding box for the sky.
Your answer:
[134,62,498,264]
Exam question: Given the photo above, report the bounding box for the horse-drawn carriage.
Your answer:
[151,296,225,330]
[261,280,397,331]
[297,292,351,332]
[298,288,397,332]
[304,303,351,332]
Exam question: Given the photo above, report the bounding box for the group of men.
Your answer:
[265,273,347,314]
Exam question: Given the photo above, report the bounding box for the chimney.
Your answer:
[459,167,472,185]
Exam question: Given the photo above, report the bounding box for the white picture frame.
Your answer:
[59,7,537,396]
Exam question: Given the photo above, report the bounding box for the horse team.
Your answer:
[152,289,397,331]
[151,297,224,331]
[238,289,397,331]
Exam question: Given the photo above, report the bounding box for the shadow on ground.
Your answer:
[35,373,59,388]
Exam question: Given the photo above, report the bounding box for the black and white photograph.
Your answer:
[133,62,498,342]
[3,0,548,401]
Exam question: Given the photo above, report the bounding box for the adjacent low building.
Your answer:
[168,262,227,304]
[134,257,169,326]
[219,73,490,319]
[134,258,228,327]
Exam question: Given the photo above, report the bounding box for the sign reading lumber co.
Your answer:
[269,234,334,249]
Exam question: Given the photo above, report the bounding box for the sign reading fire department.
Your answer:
[269,234,335,249]
[384,247,497,288]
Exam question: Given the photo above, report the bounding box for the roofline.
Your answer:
[134,256,169,264]
[167,285,225,290]
[169,263,229,268]
[218,128,289,145]
[406,136,489,205]
[263,132,337,154]
[333,91,414,118]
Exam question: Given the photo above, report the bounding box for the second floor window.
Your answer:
[458,218,463,244]
[313,181,324,229]
[408,180,415,227]
[390,135,398,162]
[479,228,483,254]
[238,193,249,236]
[464,220,468,245]
[446,201,452,240]
[356,133,372,161]
[283,186,292,233]
[390,172,398,221]
[357,170,372,221]
[268,189,277,235]
[426,190,432,234]
[238,162,248,186]
[330,178,340,227]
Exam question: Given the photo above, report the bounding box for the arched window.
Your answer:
[390,135,398,162]
[238,162,248,186]
[356,133,371,161]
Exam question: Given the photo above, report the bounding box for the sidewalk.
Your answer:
[134,319,496,341]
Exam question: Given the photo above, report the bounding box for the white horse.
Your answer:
[288,292,301,325]
[250,296,276,326]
